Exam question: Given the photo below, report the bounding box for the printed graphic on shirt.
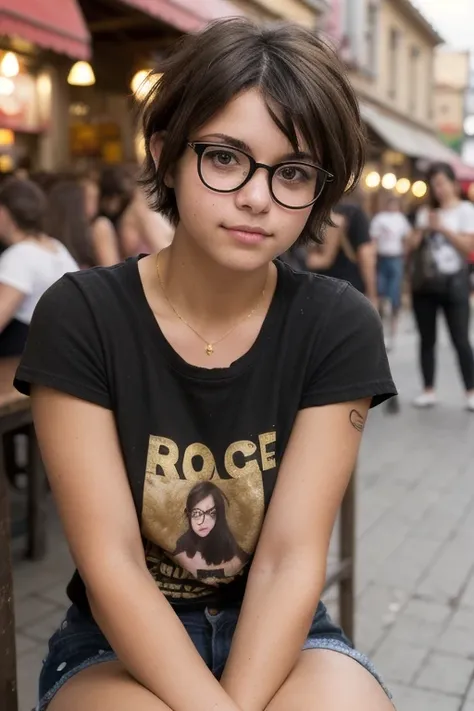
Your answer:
[142,432,276,600]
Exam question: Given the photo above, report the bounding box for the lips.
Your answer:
[223,225,271,245]
[224,225,271,236]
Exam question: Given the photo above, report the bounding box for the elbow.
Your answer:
[251,548,326,596]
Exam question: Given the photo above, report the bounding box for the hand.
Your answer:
[428,210,441,231]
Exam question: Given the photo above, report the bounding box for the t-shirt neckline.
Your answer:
[128,255,285,381]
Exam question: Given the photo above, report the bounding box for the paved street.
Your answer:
[11,309,474,711]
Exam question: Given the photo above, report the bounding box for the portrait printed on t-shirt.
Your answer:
[141,433,275,600]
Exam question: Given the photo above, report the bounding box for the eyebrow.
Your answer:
[197,133,316,163]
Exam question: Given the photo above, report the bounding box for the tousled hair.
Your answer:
[141,18,366,245]
[0,178,46,235]
[44,180,94,267]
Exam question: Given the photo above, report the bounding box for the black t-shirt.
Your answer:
[15,257,396,613]
[317,204,371,293]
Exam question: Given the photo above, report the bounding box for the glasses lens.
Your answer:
[200,146,251,192]
[272,163,324,208]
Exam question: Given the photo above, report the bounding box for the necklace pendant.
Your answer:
[205,344,214,356]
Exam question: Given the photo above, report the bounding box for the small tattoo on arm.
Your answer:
[349,409,365,432]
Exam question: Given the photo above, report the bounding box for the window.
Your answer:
[409,46,420,113]
[365,3,378,72]
[388,28,400,100]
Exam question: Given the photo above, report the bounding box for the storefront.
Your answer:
[65,0,244,169]
[359,100,474,212]
[0,0,91,172]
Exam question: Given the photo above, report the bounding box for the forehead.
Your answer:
[194,88,310,159]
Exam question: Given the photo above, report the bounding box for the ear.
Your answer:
[150,131,174,189]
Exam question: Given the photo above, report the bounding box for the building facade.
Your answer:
[231,0,327,25]
[433,49,470,155]
[325,0,474,208]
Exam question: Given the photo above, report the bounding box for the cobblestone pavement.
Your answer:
[11,311,474,711]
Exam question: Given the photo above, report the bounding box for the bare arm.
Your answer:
[438,227,474,257]
[31,387,241,711]
[91,217,121,266]
[405,228,423,253]
[220,398,371,711]
[0,283,26,332]
[306,217,344,271]
[122,192,174,255]
[357,242,378,304]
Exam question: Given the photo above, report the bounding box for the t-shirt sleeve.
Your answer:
[401,215,412,237]
[369,214,381,240]
[347,206,371,250]
[0,245,34,294]
[300,284,397,410]
[460,202,474,233]
[14,274,111,409]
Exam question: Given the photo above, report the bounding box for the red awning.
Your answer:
[0,0,91,60]
[120,0,244,33]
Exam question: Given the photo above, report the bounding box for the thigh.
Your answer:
[412,293,437,342]
[48,660,171,711]
[266,649,394,711]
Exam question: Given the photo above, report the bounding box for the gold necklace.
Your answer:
[156,253,267,356]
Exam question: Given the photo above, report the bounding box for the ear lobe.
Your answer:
[150,131,174,188]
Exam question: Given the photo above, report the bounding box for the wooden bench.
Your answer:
[323,471,355,643]
[0,358,47,711]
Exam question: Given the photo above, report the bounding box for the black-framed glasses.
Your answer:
[190,506,217,525]
[187,141,334,210]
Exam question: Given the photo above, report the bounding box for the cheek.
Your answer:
[175,167,226,224]
[276,206,312,241]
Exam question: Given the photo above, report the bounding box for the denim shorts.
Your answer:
[36,601,391,710]
[377,255,404,310]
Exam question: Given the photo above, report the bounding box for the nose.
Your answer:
[234,167,272,214]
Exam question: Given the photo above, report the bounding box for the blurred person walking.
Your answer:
[0,178,78,356]
[409,162,474,410]
[370,197,411,350]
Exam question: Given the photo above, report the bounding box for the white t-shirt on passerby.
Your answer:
[0,239,78,324]
[416,201,474,275]
[370,211,411,257]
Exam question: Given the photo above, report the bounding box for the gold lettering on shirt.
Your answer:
[224,440,261,478]
[183,442,218,481]
[142,431,276,601]
[259,432,276,471]
[146,436,180,479]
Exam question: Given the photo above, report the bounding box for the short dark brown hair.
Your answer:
[0,177,47,234]
[141,18,365,245]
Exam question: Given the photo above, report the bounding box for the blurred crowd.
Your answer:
[0,165,173,358]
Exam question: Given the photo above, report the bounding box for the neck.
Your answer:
[439,196,460,209]
[158,229,272,329]
[9,227,33,244]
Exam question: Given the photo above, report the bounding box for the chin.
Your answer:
[209,242,281,273]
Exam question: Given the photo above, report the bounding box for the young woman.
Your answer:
[45,180,96,269]
[172,481,249,579]
[409,162,474,410]
[15,19,396,711]
[0,178,78,356]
